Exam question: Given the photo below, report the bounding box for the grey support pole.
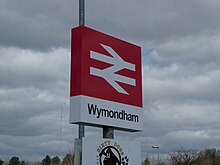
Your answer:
[103,126,114,139]
[78,0,114,140]
[79,0,85,26]
[78,0,85,139]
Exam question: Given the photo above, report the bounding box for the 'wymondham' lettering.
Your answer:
[87,103,139,122]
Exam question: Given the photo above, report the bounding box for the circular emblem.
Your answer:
[97,141,129,165]
[99,146,121,165]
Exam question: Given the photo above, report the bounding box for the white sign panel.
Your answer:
[70,95,143,131]
[82,138,141,165]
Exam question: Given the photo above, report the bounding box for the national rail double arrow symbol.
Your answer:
[90,44,136,95]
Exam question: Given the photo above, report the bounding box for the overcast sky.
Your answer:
[1,0,220,162]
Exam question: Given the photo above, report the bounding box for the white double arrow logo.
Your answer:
[90,44,136,95]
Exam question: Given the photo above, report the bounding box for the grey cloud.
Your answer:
[0,91,76,160]
[143,64,220,103]
[0,0,78,50]
[1,0,220,50]
[0,47,69,90]
[0,46,74,161]
[87,0,220,44]
[0,87,61,136]
[140,100,220,154]
[155,34,220,65]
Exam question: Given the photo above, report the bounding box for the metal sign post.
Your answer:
[79,0,85,26]
[71,2,143,165]
[78,0,114,140]
[78,0,85,139]
[103,126,114,139]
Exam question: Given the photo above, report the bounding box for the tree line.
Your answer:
[143,148,220,165]
[1,148,220,165]
[0,153,73,165]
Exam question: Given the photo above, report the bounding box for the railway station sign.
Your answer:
[70,26,143,131]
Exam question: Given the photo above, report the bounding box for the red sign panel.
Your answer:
[70,26,142,107]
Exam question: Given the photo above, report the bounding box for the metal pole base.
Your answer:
[103,126,114,139]
[78,124,85,139]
